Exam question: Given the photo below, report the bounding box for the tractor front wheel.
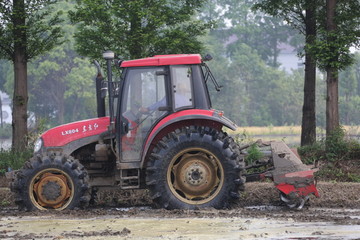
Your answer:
[11,153,89,211]
[146,126,244,209]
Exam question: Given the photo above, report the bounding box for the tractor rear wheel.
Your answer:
[146,126,245,209]
[11,153,89,211]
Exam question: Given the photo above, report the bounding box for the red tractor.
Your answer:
[8,53,318,211]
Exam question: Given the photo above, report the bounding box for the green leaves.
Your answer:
[0,0,65,61]
[308,31,355,71]
[69,0,209,60]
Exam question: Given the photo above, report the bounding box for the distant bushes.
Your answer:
[0,122,42,175]
[299,126,360,163]
[0,149,32,175]
[298,126,360,182]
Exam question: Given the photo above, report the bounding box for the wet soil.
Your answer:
[1,176,360,239]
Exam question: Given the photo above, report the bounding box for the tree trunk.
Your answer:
[11,0,28,151]
[301,2,317,146]
[326,67,339,133]
[325,0,339,135]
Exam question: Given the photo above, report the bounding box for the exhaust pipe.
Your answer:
[94,60,106,118]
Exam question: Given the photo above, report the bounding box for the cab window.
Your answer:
[170,65,193,110]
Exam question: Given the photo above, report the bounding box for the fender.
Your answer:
[141,109,237,167]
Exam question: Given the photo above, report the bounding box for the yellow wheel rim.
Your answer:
[29,168,74,210]
[167,148,224,205]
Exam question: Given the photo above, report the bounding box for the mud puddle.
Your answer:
[1,207,360,240]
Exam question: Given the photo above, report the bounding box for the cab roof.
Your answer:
[120,54,202,67]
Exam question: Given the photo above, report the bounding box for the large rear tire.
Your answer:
[11,153,89,211]
[146,126,245,209]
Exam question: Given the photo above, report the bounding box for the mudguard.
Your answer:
[141,109,237,166]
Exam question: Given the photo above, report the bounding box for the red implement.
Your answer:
[270,142,319,209]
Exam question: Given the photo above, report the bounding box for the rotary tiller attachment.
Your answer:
[244,141,319,210]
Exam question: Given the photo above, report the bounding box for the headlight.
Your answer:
[34,138,43,153]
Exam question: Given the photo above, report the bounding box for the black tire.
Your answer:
[11,153,90,211]
[146,126,245,209]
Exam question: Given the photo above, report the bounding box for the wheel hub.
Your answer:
[33,172,72,209]
[170,150,222,202]
[184,163,206,186]
[42,181,62,201]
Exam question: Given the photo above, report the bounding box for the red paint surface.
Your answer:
[275,170,320,198]
[41,117,110,147]
[276,183,320,198]
[121,54,202,67]
[146,109,216,146]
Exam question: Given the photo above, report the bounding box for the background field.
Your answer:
[230,125,360,146]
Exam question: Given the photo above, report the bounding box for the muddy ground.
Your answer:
[1,177,360,239]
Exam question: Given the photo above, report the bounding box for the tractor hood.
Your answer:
[39,117,110,148]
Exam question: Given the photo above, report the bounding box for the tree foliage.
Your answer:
[69,0,212,60]
[308,1,360,71]
[0,0,64,151]
[26,1,96,126]
[0,0,63,61]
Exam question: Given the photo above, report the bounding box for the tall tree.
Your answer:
[69,0,211,60]
[0,0,63,151]
[309,0,360,134]
[253,0,319,146]
[325,0,339,134]
[301,1,317,146]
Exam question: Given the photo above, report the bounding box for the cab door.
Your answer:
[119,67,168,162]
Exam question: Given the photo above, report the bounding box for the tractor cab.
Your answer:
[116,54,212,164]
